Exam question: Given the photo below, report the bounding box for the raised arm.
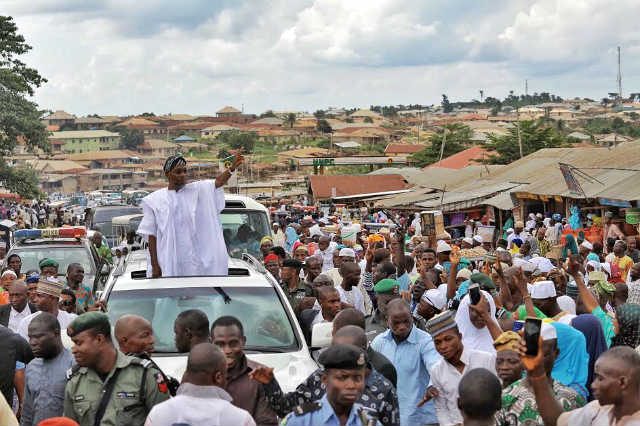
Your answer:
[566,255,599,313]
[215,152,243,188]
[446,250,460,300]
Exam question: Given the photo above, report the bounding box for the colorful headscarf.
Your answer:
[493,331,521,352]
[163,153,186,173]
[551,322,589,399]
[612,304,640,349]
[562,234,579,259]
[260,236,273,246]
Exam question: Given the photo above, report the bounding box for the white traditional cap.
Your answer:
[541,322,557,341]
[462,237,474,246]
[557,295,576,315]
[421,288,447,311]
[339,248,355,258]
[473,235,483,243]
[529,256,554,274]
[507,228,514,234]
[513,258,537,273]
[436,240,452,253]
[536,213,543,219]
[580,240,593,250]
[530,280,557,299]
[456,268,472,280]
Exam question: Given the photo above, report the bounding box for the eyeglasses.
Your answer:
[59,300,74,307]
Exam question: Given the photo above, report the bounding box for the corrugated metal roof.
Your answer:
[308,174,408,199]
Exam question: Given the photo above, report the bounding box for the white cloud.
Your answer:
[3,0,639,115]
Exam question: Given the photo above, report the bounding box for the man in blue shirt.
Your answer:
[371,299,441,426]
[282,344,381,425]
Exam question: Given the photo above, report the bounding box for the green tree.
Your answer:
[363,116,374,123]
[283,113,296,128]
[316,119,332,134]
[0,16,50,198]
[485,120,571,164]
[259,110,276,118]
[112,127,144,150]
[441,94,453,113]
[216,130,257,153]
[313,109,326,119]
[411,123,472,167]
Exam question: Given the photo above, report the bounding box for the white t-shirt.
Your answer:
[145,384,255,426]
[18,310,76,344]
[336,285,365,314]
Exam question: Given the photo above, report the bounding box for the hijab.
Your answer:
[284,225,298,253]
[571,314,608,399]
[455,289,497,354]
[561,234,579,259]
[550,321,589,399]
[612,304,640,348]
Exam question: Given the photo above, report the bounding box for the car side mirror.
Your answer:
[310,321,333,349]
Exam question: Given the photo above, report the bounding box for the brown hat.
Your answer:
[36,277,63,299]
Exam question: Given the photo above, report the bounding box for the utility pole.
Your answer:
[437,127,448,165]
[617,46,623,101]
[525,79,528,96]
[516,108,523,159]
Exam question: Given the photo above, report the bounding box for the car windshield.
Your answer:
[12,246,94,277]
[93,207,142,244]
[221,210,271,259]
[107,286,298,353]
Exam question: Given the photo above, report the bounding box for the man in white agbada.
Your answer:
[138,152,243,278]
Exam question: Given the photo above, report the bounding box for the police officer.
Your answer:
[282,344,381,426]
[114,314,180,396]
[63,312,170,425]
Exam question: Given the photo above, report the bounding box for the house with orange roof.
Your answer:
[385,143,425,156]
[426,146,489,169]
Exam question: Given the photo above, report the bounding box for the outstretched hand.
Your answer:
[249,366,275,385]
[230,151,244,171]
[417,386,439,407]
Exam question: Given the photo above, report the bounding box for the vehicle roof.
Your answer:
[224,194,268,212]
[109,254,273,292]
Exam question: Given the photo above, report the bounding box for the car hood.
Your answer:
[152,349,318,393]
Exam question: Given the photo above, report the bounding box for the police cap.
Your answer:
[318,344,366,370]
[67,311,111,338]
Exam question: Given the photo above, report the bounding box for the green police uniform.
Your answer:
[63,351,170,426]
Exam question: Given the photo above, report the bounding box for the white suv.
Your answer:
[101,252,317,392]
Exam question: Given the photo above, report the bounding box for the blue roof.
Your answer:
[174,135,195,142]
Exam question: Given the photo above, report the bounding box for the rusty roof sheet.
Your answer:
[308,174,408,199]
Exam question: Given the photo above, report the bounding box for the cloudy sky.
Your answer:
[4,0,640,116]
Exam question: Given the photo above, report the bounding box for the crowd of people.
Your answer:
[2,151,640,426]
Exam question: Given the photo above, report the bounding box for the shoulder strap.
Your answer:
[93,368,122,426]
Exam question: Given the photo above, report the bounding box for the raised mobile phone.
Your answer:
[524,317,542,356]
[469,283,481,305]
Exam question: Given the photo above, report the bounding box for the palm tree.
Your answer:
[284,113,296,129]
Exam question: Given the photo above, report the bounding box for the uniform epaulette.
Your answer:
[293,401,322,416]
[66,364,82,380]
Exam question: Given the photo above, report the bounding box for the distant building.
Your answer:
[49,130,121,154]
[201,125,240,139]
[385,143,425,156]
[67,150,142,169]
[216,106,242,118]
[74,116,109,130]
[42,110,76,127]
[138,139,178,157]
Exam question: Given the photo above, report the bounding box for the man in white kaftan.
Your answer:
[137,153,243,278]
